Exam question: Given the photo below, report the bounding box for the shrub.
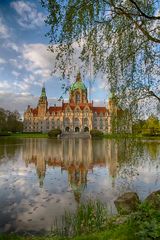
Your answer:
[90,129,104,138]
[129,202,160,239]
[48,128,62,138]
[0,132,12,136]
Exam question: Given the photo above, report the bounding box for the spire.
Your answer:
[76,71,82,82]
[41,84,46,98]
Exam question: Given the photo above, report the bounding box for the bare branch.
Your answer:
[129,0,160,20]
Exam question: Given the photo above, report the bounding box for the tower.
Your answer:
[69,72,88,104]
[108,93,118,133]
[38,85,48,116]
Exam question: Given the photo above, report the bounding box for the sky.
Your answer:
[0,0,108,114]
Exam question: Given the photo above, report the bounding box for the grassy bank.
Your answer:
[103,133,160,140]
[1,133,48,138]
[1,200,160,240]
[0,132,160,140]
[0,225,134,240]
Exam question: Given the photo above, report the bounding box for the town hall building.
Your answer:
[23,73,132,134]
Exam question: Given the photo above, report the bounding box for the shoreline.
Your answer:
[0,133,160,141]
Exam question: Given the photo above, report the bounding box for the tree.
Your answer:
[142,115,160,135]
[0,108,7,132]
[7,111,23,133]
[0,108,23,133]
[42,0,160,114]
[48,128,62,138]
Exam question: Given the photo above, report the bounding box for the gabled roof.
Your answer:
[48,106,62,114]
[63,102,93,111]
[31,108,38,116]
[92,107,107,114]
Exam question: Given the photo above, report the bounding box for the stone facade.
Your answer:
[23,73,132,134]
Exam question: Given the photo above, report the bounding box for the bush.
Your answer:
[0,132,12,136]
[48,128,62,138]
[90,129,104,138]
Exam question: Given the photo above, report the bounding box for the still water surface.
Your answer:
[0,138,160,233]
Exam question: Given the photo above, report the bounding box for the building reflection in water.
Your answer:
[23,139,121,202]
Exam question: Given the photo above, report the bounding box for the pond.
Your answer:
[0,138,160,233]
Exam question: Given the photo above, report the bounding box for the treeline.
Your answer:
[133,115,160,136]
[0,108,23,134]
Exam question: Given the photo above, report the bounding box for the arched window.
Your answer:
[75,108,80,116]
[57,119,60,128]
[84,108,89,116]
[94,118,97,128]
[100,118,103,129]
[83,118,89,126]
[64,118,70,126]
[105,119,108,129]
[52,120,55,128]
[74,118,80,126]
[75,92,80,104]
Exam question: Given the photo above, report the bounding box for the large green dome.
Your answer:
[70,81,87,91]
[70,72,87,92]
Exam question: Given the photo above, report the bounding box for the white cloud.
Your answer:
[12,71,21,77]
[5,42,19,52]
[9,58,23,69]
[22,43,53,71]
[0,92,60,114]
[0,58,6,64]
[0,81,11,91]
[0,92,37,113]
[11,1,45,29]
[0,17,10,39]
[3,43,54,95]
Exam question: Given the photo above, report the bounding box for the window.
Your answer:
[100,118,103,129]
[75,92,80,104]
[64,118,70,126]
[57,119,60,128]
[83,118,89,126]
[74,118,80,126]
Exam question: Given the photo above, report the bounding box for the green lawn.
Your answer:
[0,132,160,140]
[103,133,160,140]
[6,133,48,138]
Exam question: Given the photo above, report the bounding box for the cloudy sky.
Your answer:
[0,0,108,114]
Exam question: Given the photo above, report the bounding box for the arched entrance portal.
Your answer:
[75,127,79,132]
[84,126,89,132]
[65,126,70,132]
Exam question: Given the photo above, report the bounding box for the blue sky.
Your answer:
[0,0,108,113]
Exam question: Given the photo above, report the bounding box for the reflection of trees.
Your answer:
[0,138,23,163]
[144,142,160,160]
[115,140,160,192]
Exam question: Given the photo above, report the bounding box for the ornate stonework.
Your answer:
[23,73,132,134]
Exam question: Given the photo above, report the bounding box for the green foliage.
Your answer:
[0,132,11,136]
[53,200,108,237]
[0,108,23,133]
[48,128,62,138]
[132,119,146,134]
[11,133,48,138]
[90,129,104,138]
[142,115,160,136]
[132,115,160,136]
[42,0,160,114]
[129,202,160,239]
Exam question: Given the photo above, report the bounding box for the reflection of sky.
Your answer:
[0,138,160,233]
